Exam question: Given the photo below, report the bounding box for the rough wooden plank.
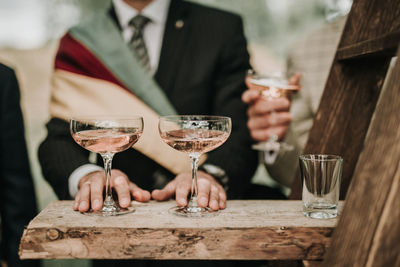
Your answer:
[19,200,342,260]
[323,51,400,266]
[302,260,323,267]
[338,0,400,48]
[336,31,400,60]
[365,167,400,267]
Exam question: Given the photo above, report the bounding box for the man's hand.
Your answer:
[73,169,151,212]
[151,171,226,211]
[242,73,301,142]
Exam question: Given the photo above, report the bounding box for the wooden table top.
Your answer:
[20,200,342,260]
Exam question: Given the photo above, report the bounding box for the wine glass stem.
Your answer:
[188,154,200,208]
[101,153,115,209]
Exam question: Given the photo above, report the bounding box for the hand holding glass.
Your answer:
[158,115,231,217]
[247,70,299,164]
[70,116,143,216]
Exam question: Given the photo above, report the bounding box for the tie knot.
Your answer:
[129,14,150,31]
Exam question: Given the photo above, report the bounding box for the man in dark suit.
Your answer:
[0,63,38,267]
[39,0,258,214]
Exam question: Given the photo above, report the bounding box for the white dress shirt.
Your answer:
[68,0,170,198]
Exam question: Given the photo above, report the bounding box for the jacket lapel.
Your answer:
[154,0,190,95]
[69,9,177,116]
[108,5,122,32]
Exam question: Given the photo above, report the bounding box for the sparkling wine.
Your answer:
[161,129,229,154]
[249,77,298,98]
[72,129,142,154]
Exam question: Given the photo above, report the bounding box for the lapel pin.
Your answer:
[175,19,184,29]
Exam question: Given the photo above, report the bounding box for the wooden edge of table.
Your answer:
[20,200,342,260]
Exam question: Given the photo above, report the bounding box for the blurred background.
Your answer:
[0,0,351,266]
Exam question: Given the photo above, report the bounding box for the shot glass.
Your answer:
[299,154,343,219]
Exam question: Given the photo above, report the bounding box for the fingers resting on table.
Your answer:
[152,171,226,211]
[74,169,150,212]
[74,169,226,212]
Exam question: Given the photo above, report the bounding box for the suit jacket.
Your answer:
[0,64,38,267]
[39,0,257,199]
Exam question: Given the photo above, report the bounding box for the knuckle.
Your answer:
[82,181,91,187]
[282,98,291,107]
[211,185,219,192]
[250,131,259,140]
[197,192,208,199]
[176,183,189,193]
[176,174,190,183]
[89,171,102,179]
[197,178,210,186]
[163,181,176,191]
[176,181,189,189]
[111,169,122,176]
[114,175,127,186]
[261,117,270,128]
[254,101,265,113]
[89,176,103,184]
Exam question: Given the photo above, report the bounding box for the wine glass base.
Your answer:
[168,206,217,218]
[252,141,294,165]
[81,206,135,217]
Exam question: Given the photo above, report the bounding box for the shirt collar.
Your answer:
[112,0,171,29]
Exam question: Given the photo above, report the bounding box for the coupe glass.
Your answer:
[247,70,299,165]
[158,115,231,217]
[70,116,143,216]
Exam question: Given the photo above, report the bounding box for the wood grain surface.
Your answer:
[323,48,400,267]
[336,31,400,60]
[19,200,342,260]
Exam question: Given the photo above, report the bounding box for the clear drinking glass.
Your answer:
[299,154,343,219]
[158,115,231,217]
[70,116,144,216]
[247,70,299,164]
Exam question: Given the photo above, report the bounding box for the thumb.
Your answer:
[289,73,301,87]
[151,180,176,201]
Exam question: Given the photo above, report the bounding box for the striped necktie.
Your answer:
[129,15,151,72]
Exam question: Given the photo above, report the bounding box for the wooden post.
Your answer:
[322,49,400,267]
[290,0,400,200]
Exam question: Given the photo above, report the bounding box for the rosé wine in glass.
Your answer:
[160,129,230,155]
[70,116,143,216]
[72,129,141,154]
[159,115,231,217]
